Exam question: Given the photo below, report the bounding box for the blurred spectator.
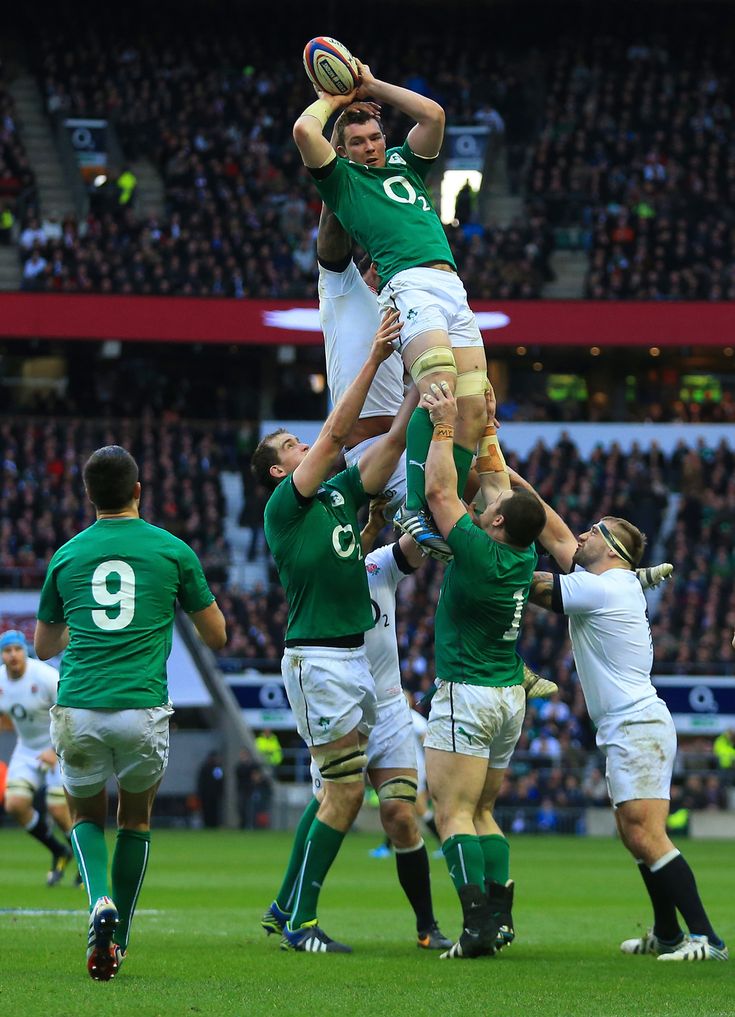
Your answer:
[196,750,225,828]
[255,728,283,768]
[713,728,735,769]
[236,747,271,829]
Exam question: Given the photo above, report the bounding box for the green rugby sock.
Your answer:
[441,834,486,893]
[275,796,320,913]
[479,834,510,884]
[111,829,151,950]
[71,821,109,907]
[453,444,474,501]
[405,407,433,511]
[289,818,346,928]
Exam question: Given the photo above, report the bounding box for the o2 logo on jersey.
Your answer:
[91,560,136,631]
[382,175,432,212]
[331,524,362,560]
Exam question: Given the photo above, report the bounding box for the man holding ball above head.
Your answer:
[294,41,496,561]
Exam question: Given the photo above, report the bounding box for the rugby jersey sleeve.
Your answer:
[37,554,65,624]
[176,542,216,614]
[399,140,438,180]
[558,569,608,615]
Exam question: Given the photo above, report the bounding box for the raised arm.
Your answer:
[293,310,401,498]
[317,203,351,267]
[356,62,445,158]
[293,89,357,169]
[507,468,577,573]
[358,383,419,495]
[422,383,466,538]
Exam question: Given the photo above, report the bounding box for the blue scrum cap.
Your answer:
[0,630,28,651]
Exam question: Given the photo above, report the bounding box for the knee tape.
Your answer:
[476,425,507,475]
[5,779,35,800]
[408,346,457,387]
[314,746,368,783]
[377,775,418,805]
[46,786,67,806]
[455,370,490,399]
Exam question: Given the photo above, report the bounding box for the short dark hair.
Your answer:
[500,489,546,548]
[251,429,287,492]
[335,103,385,150]
[83,445,139,510]
[603,516,647,567]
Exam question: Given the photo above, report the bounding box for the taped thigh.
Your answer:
[455,369,489,399]
[5,778,35,800]
[377,775,418,805]
[408,346,457,386]
[313,745,368,783]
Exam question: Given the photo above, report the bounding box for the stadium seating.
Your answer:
[0,417,228,587]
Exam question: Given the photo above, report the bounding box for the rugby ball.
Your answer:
[303,37,360,95]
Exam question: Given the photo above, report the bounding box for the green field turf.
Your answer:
[0,829,731,1017]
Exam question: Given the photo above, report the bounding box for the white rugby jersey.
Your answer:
[0,658,59,751]
[558,566,658,726]
[364,543,413,706]
[319,261,404,417]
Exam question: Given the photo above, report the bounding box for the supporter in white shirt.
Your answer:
[509,470,727,964]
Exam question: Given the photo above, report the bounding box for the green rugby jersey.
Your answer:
[37,518,214,709]
[435,515,537,687]
[310,140,455,288]
[264,466,373,643]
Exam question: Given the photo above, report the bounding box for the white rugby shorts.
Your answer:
[425,680,525,765]
[6,742,64,799]
[596,698,677,806]
[344,439,406,521]
[319,264,404,418]
[49,703,174,797]
[282,645,377,748]
[378,266,484,352]
[311,694,417,795]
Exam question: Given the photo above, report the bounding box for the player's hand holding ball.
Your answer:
[422,381,458,426]
[303,36,362,106]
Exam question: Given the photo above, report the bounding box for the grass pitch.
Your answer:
[0,829,731,1017]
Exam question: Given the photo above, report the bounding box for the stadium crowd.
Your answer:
[0,417,228,587]
[0,74,36,240]
[523,27,735,298]
[11,11,551,299]
[6,9,728,302]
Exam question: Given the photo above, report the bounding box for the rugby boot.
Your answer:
[620,928,685,955]
[487,879,515,949]
[261,900,289,936]
[86,896,120,981]
[280,920,352,953]
[394,506,453,562]
[417,922,453,950]
[440,884,499,959]
[657,934,728,962]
